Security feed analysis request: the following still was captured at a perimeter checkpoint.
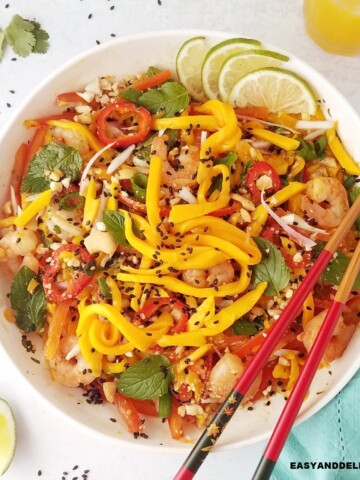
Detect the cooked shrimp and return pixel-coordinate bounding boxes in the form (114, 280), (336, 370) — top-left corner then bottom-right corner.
(182, 261), (235, 288)
(50, 127), (90, 157)
(151, 135), (199, 189)
(48, 335), (96, 387)
(301, 176), (349, 229)
(298, 309), (357, 363)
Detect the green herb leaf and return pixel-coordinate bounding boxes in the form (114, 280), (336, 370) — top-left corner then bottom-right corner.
(103, 210), (142, 248)
(348, 187), (360, 231)
(314, 134), (328, 159)
(30, 21), (49, 54)
(120, 87), (142, 104)
(134, 129), (179, 161)
(147, 66), (161, 77)
(296, 140), (316, 162)
(231, 316), (264, 336)
(21, 143), (82, 193)
(138, 82), (189, 117)
(209, 152), (238, 194)
(0, 31), (5, 61)
(5, 15), (36, 57)
(116, 355), (173, 400)
(313, 242), (360, 288)
(131, 172), (148, 203)
(59, 191), (85, 211)
(343, 176), (357, 190)
(9, 266), (46, 333)
(252, 237), (290, 295)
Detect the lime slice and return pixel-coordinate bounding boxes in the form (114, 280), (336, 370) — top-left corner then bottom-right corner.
(201, 38), (262, 99)
(176, 36), (208, 102)
(228, 67), (318, 114)
(0, 399), (16, 476)
(218, 49), (289, 102)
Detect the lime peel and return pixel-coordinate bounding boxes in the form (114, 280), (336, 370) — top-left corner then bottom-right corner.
(176, 36), (208, 102)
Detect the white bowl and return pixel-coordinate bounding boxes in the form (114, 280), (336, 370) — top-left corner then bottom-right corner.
(0, 30), (359, 453)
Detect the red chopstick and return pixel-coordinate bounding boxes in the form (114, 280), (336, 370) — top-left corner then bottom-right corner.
(173, 194), (360, 480)
(252, 237), (360, 480)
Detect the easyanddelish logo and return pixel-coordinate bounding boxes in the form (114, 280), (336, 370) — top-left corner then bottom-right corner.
(290, 462), (360, 470)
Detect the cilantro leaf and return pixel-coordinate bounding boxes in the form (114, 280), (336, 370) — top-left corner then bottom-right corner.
(21, 143), (82, 193)
(9, 266), (46, 333)
(31, 21), (49, 54)
(5, 14), (36, 57)
(138, 82), (189, 117)
(103, 210), (142, 248)
(0, 31), (5, 61)
(252, 237), (290, 295)
(313, 242), (360, 288)
(116, 355), (173, 400)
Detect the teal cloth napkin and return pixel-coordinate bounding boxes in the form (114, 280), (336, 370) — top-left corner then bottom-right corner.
(272, 369), (360, 480)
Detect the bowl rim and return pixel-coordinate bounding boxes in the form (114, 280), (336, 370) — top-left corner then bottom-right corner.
(1, 28), (360, 453)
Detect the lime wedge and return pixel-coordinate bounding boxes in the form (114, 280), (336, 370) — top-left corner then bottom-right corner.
(176, 36), (208, 102)
(201, 38), (262, 99)
(0, 399), (16, 476)
(228, 67), (318, 114)
(218, 49), (289, 102)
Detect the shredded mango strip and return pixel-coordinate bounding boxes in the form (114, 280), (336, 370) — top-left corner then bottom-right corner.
(47, 119), (114, 160)
(250, 128), (300, 151)
(118, 261), (252, 298)
(158, 331), (207, 347)
(187, 297), (215, 331)
(152, 115), (220, 132)
(249, 182), (307, 236)
(106, 181), (118, 211)
(78, 329), (103, 377)
(103, 358), (129, 374)
(327, 126), (360, 175)
(176, 345), (213, 373)
(172, 216), (261, 265)
(105, 277), (122, 310)
(0, 189), (52, 228)
(146, 154), (163, 244)
(82, 177), (100, 231)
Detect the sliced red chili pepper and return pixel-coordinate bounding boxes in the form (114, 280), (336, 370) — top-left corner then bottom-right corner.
(97, 101), (151, 148)
(43, 244), (95, 302)
(133, 297), (189, 333)
(209, 204), (239, 217)
(246, 161), (281, 204)
(117, 192), (170, 217)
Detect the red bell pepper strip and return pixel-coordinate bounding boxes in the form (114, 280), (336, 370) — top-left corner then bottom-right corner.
(280, 248), (312, 270)
(43, 244), (95, 302)
(133, 297), (189, 333)
(56, 91), (100, 110)
(234, 106), (269, 119)
(9, 143), (28, 206)
(133, 69), (172, 91)
(209, 204), (239, 217)
(113, 393), (144, 434)
(131, 399), (158, 417)
(26, 126), (48, 166)
(168, 396), (184, 440)
(97, 101), (151, 148)
(117, 193), (170, 218)
(246, 161), (281, 203)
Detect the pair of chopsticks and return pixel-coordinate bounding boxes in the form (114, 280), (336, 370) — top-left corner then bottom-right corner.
(174, 194), (360, 480)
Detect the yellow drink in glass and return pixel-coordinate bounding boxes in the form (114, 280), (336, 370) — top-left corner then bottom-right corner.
(303, 0), (360, 55)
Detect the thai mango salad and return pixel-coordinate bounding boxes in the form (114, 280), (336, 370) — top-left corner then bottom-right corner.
(1, 39), (360, 440)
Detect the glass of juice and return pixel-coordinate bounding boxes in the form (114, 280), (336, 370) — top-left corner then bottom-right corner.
(303, 0), (360, 55)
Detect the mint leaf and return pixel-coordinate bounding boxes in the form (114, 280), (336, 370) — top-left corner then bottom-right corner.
(5, 14), (36, 57)
(252, 237), (290, 295)
(0, 31), (5, 61)
(147, 66), (161, 77)
(116, 355), (173, 400)
(313, 242), (360, 288)
(31, 21), (49, 54)
(21, 143), (82, 193)
(139, 82), (189, 117)
(103, 210), (142, 248)
(231, 316), (264, 336)
(120, 87), (142, 104)
(9, 266), (46, 333)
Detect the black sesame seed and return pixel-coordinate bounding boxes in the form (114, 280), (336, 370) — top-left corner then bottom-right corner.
(88, 13), (92, 19)
(96, 40), (100, 45)
(38, 471), (42, 477)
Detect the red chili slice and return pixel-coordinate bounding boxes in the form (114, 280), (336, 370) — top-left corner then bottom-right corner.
(43, 244), (95, 302)
(134, 297), (189, 333)
(97, 101), (151, 148)
(246, 161), (281, 203)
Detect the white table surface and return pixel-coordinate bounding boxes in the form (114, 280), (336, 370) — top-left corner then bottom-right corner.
(0, 1), (359, 479)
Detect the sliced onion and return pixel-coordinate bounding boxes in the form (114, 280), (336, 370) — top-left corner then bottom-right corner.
(200, 131), (208, 146)
(281, 213), (327, 234)
(178, 187), (197, 204)
(107, 144), (135, 174)
(304, 129), (326, 141)
(10, 186), (18, 216)
(247, 139), (272, 149)
(66, 342), (81, 361)
(260, 193), (316, 250)
(295, 120), (335, 130)
(79, 142), (116, 194)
